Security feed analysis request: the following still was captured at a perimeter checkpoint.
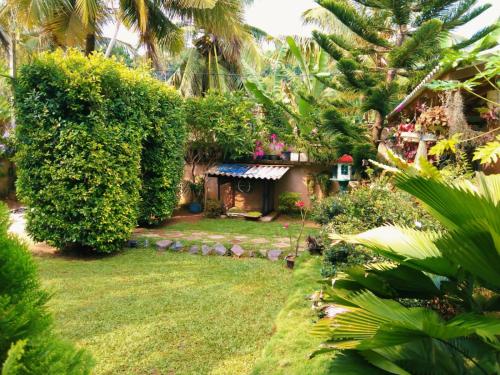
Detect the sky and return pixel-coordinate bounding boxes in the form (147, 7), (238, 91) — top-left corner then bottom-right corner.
(105, 0), (500, 47)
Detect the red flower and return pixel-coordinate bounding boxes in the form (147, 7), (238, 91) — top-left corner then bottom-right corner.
(283, 223), (289, 229)
(295, 201), (305, 208)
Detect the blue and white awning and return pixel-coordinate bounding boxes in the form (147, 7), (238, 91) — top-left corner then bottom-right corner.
(207, 164), (290, 180)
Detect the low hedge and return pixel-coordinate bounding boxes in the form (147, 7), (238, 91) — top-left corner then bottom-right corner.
(15, 50), (186, 252)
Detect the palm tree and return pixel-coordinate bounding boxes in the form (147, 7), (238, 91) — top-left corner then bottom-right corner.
(312, 0), (499, 144)
(4, 0), (252, 68)
(312, 157), (500, 373)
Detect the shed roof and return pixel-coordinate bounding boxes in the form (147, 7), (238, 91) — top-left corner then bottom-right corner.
(206, 164), (291, 180)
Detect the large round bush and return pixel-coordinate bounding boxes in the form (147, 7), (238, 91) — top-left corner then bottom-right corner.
(15, 51), (186, 252)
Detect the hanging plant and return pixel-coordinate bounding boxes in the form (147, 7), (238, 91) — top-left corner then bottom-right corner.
(415, 105), (448, 135)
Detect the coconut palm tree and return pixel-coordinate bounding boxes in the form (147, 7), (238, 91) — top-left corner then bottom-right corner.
(3, 0), (252, 68)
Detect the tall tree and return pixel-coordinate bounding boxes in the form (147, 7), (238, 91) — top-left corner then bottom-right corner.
(312, 0), (499, 144)
(3, 0), (252, 68)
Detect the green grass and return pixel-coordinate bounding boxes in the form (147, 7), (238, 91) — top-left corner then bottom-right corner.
(252, 255), (334, 375)
(36, 249), (292, 375)
(165, 217), (319, 238)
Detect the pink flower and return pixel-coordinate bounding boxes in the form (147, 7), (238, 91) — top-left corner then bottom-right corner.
(270, 133), (277, 140)
(295, 201), (305, 208)
(283, 223), (289, 229)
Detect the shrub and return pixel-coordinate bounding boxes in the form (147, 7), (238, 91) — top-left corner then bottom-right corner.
(312, 171), (500, 374)
(138, 84), (186, 225)
(15, 50), (185, 251)
(313, 179), (440, 277)
(185, 91), (259, 163)
(0, 202), (93, 373)
(278, 192), (302, 215)
(204, 199), (223, 218)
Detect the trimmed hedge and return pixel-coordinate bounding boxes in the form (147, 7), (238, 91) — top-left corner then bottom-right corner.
(139, 88), (186, 225)
(15, 51), (185, 252)
(0, 202), (93, 373)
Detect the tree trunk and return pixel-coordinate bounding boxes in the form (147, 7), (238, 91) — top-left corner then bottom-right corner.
(105, 21), (121, 58)
(8, 27), (16, 128)
(372, 111), (383, 145)
(85, 33), (96, 56)
(371, 25), (407, 145)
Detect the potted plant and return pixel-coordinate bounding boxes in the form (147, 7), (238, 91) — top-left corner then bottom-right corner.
(265, 134), (284, 160)
(187, 177), (204, 213)
(281, 146), (292, 161)
(283, 200), (308, 269)
(253, 140), (265, 160)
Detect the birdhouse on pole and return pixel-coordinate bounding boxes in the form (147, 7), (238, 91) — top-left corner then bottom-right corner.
(331, 154), (353, 192)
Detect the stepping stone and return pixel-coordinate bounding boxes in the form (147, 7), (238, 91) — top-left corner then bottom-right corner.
(156, 240), (173, 251)
(267, 250), (282, 261)
(166, 232), (184, 238)
(234, 235), (248, 240)
(189, 245), (199, 255)
(185, 235), (201, 241)
(208, 235), (226, 240)
(170, 241), (184, 252)
(214, 244), (227, 256)
(251, 238), (269, 244)
(273, 242), (290, 249)
(231, 245), (245, 257)
(201, 245), (213, 256)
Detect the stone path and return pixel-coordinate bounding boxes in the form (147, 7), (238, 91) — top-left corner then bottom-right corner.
(133, 228), (305, 254)
(8, 209), (306, 256)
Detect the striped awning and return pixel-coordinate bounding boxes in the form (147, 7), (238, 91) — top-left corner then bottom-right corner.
(206, 164), (290, 180)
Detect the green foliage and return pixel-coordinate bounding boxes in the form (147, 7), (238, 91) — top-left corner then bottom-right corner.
(204, 199), (223, 218)
(473, 135), (500, 165)
(316, 0), (389, 47)
(313, 0), (497, 145)
(186, 91), (258, 162)
(278, 192), (302, 215)
(312, 179), (440, 277)
(139, 85), (186, 226)
(389, 19), (443, 69)
(0, 202), (93, 374)
(429, 133), (463, 157)
(15, 50), (185, 252)
(312, 170), (500, 374)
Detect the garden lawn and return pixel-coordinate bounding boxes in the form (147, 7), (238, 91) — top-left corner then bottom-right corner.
(252, 255), (334, 375)
(36, 249), (292, 375)
(164, 217), (319, 238)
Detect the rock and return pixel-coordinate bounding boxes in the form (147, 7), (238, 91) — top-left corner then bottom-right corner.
(231, 245), (244, 257)
(156, 240), (173, 251)
(170, 241), (184, 252)
(214, 243), (227, 256)
(201, 245), (213, 256)
(267, 250), (282, 261)
(189, 245), (199, 255)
